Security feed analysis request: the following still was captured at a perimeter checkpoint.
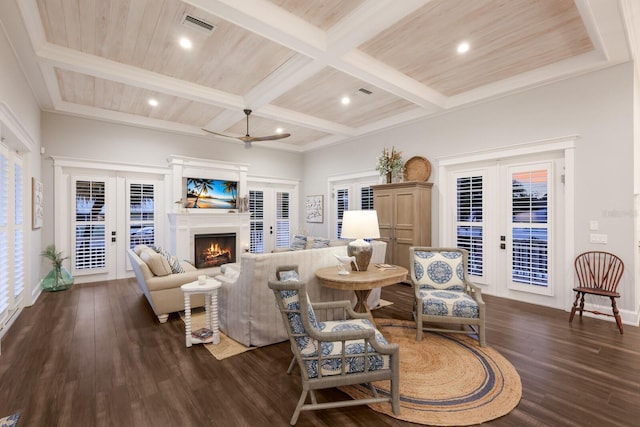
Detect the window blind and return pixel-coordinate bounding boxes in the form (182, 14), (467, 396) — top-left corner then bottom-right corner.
(0, 152), (8, 319)
(335, 188), (349, 239)
(456, 175), (484, 276)
(129, 183), (155, 248)
(249, 190), (264, 253)
(275, 191), (290, 249)
(74, 180), (106, 270)
(13, 161), (23, 297)
(511, 169), (548, 287)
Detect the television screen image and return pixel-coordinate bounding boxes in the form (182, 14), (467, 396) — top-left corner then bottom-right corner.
(185, 178), (237, 209)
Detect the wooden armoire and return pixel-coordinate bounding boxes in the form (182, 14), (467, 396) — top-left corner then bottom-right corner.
(371, 181), (432, 271)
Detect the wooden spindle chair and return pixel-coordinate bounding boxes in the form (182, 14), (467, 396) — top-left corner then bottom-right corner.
(569, 251), (624, 334)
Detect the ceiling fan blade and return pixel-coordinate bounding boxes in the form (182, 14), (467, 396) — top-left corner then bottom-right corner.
(240, 133), (291, 142)
(203, 108), (292, 146)
(201, 128), (241, 140)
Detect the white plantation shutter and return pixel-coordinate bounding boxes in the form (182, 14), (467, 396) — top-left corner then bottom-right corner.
(74, 179), (107, 271)
(128, 182), (155, 248)
(456, 175), (484, 277)
(275, 191), (290, 249)
(249, 190), (265, 253)
(510, 166), (549, 287)
(0, 147), (25, 327)
(335, 187), (349, 239)
(360, 186), (374, 210)
(0, 151), (8, 320)
(13, 160), (24, 297)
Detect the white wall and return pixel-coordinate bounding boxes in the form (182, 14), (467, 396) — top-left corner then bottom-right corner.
(303, 62), (636, 314)
(40, 112), (304, 253)
(0, 13), (43, 308)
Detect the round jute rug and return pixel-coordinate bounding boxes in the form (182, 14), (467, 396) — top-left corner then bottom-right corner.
(341, 320), (522, 426)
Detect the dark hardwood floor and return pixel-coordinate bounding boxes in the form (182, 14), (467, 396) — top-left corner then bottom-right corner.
(0, 278), (638, 427)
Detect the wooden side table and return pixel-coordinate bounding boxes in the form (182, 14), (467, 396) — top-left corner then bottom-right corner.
(181, 278), (222, 347)
(315, 265), (408, 315)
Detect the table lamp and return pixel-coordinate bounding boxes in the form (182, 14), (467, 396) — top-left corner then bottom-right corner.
(340, 210), (381, 271)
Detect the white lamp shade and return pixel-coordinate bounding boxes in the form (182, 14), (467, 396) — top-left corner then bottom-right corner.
(340, 210), (381, 239)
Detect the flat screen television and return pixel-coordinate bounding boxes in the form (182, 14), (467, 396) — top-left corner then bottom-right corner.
(184, 178), (237, 209)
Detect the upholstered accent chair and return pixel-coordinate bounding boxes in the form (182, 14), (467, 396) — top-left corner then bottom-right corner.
(268, 267), (400, 425)
(410, 247), (486, 347)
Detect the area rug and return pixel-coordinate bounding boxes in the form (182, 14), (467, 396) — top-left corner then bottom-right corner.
(0, 413), (20, 427)
(179, 310), (254, 360)
(341, 320), (521, 426)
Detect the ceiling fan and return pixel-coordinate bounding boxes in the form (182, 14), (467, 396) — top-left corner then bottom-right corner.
(202, 109), (291, 148)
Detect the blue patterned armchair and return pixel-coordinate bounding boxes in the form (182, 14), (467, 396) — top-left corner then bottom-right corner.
(410, 247), (486, 347)
(268, 267), (400, 425)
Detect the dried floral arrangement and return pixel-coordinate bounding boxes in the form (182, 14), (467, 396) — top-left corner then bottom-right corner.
(375, 147), (404, 177)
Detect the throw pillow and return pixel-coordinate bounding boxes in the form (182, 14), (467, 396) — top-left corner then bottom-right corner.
(290, 235), (307, 251)
(169, 256), (185, 274)
(152, 245), (184, 274)
(311, 237), (330, 248)
(132, 244), (149, 256)
(140, 249), (172, 276)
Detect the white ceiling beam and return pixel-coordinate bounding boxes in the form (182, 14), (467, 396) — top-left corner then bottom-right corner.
(36, 44), (244, 110)
(183, 0), (326, 56)
(258, 105), (356, 136)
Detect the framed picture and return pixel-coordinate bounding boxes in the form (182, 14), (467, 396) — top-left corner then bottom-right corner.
(32, 177), (43, 229)
(305, 195), (323, 223)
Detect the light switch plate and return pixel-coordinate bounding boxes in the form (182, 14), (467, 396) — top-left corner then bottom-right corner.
(590, 233), (607, 244)
(589, 220), (599, 231)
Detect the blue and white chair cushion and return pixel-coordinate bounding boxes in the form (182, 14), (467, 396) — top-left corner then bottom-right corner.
(413, 250), (465, 291)
(418, 289), (479, 318)
(279, 289), (389, 378)
(304, 319), (390, 378)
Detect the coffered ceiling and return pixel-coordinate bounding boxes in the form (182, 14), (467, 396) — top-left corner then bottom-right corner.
(3, 0), (634, 151)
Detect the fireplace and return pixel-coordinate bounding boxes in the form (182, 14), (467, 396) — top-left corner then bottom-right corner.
(194, 232), (236, 268)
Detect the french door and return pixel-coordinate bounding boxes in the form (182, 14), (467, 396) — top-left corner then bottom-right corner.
(445, 150), (568, 308)
(249, 182), (297, 253)
(70, 175), (164, 281)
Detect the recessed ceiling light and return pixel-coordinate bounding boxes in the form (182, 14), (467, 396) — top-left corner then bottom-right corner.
(179, 37), (192, 49)
(148, 99), (159, 107)
(341, 96), (351, 105)
(457, 41), (470, 54)
(275, 127), (284, 134)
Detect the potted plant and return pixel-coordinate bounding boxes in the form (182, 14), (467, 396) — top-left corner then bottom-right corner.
(376, 147), (404, 183)
(40, 245), (74, 291)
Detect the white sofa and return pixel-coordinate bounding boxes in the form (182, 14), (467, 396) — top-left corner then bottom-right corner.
(127, 246), (220, 323)
(217, 240), (387, 347)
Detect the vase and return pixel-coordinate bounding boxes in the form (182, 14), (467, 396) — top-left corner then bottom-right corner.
(41, 266), (74, 292)
(386, 172), (392, 183)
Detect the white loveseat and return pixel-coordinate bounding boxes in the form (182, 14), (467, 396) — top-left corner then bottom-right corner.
(217, 240), (387, 347)
(127, 245), (220, 323)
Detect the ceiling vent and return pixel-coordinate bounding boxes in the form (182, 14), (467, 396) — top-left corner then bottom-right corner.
(358, 88), (373, 95)
(182, 14), (215, 34)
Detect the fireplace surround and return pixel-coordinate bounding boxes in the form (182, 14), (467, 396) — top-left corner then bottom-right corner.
(167, 211), (250, 268)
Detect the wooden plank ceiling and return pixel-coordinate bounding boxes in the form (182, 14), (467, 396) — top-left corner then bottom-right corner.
(22, 0), (620, 150)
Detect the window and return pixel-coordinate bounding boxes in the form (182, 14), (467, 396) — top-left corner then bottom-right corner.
(456, 175), (484, 276)
(0, 145), (24, 329)
(129, 182), (155, 248)
(275, 191), (290, 249)
(331, 177), (377, 240)
(74, 179), (106, 271)
(511, 167), (549, 287)
(249, 190), (264, 253)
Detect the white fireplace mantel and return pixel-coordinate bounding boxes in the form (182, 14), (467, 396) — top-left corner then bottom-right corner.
(167, 211), (251, 265)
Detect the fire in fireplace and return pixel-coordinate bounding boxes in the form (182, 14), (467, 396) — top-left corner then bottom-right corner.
(194, 232), (236, 268)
